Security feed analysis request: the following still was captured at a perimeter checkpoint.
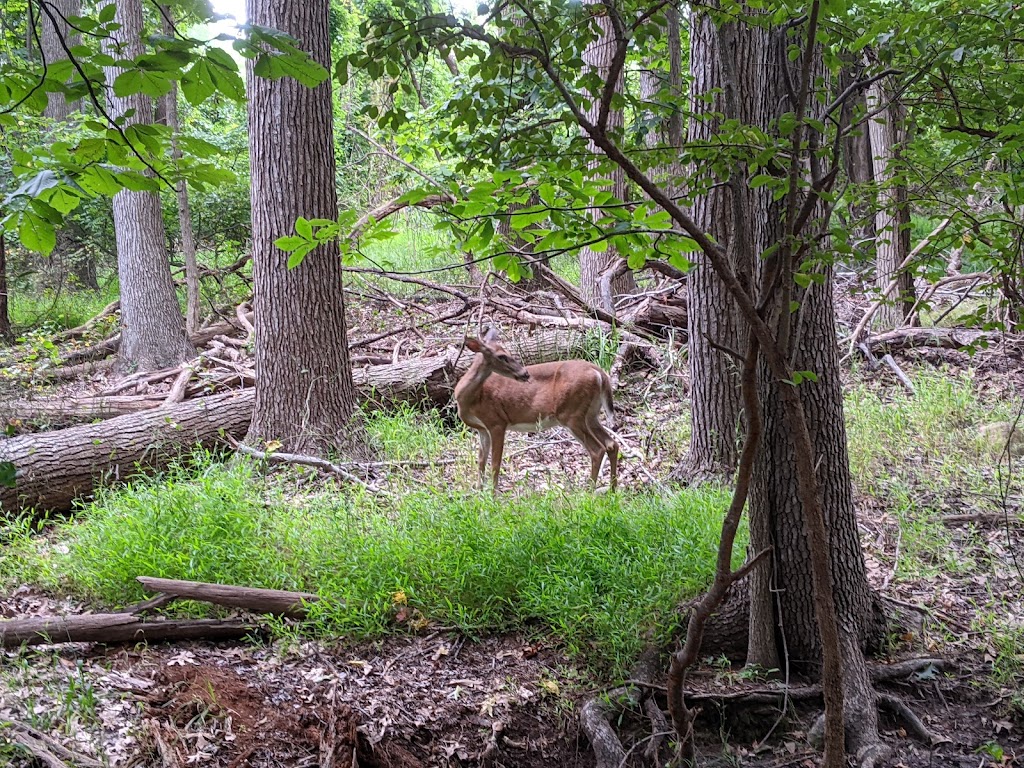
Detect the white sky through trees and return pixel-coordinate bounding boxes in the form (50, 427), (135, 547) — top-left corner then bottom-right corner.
(207, 0), (482, 27)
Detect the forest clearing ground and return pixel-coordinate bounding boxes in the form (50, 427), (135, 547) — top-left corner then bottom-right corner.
(1, 292), (1023, 767)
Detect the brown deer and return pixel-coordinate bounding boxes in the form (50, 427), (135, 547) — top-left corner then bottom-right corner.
(454, 328), (618, 491)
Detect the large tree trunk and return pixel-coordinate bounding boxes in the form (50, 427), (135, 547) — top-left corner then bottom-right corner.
(105, 0), (195, 371)
(746, 44), (886, 758)
(578, 0), (635, 313)
(40, 0), (82, 121)
(160, 7), (201, 335)
(245, 0), (361, 456)
(866, 77), (915, 329)
(671, 10), (747, 484)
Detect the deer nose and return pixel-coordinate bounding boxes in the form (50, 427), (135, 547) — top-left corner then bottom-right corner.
(519, 372), (531, 382)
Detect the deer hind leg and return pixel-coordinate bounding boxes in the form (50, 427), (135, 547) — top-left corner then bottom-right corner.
(489, 427), (507, 492)
(568, 425), (608, 489)
(584, 419), (619, 491)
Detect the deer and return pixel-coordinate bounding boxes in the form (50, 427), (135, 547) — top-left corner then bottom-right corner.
(454, 328), (618, 491)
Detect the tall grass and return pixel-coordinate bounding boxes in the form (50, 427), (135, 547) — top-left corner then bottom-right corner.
(19, 456), (736, 675)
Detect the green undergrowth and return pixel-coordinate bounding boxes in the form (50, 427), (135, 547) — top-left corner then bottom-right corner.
(7, 283), (119, 335)
(845, 368), (1024, 578)
(7, 456), (737, 675)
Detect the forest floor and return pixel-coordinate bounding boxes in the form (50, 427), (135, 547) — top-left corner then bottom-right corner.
(1, 283), (1023, 767)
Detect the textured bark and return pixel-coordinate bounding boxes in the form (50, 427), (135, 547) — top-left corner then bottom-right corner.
(578, 1), (635, 311)
(0, 233), (12, 343)
(105, 0), (195, 371)
(160, 7), (201, 335)
(0, 391), (252, 516)
(866, 79), (915, 329)
(40, 0), (82, 120)
(245, 0), (361, 456)
(747, 51), (885, 759)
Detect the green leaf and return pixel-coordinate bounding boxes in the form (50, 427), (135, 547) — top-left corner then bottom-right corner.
(287, 243), (314, 268)
(18, 211), (57, 255)
(98, 3), (117, 23)
(295, 217), (313, 239)
(0, 461), (16, 488)
(275, 235), (306, 251)
(181, 60), (217, 105)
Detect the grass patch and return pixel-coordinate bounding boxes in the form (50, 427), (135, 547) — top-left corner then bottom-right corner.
(20, 457), (737, 675)
(845, 368), (1023, 577)
(8, 283), (119, 334)
(364, 403), (456, 462)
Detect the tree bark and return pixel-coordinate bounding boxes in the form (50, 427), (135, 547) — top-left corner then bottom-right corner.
(866, 77), (915, 329)
(160, 7), (202, 335)
(135, 577), (318, 618)
(578, 0), (635, 312)
(40, 0), (82, 121)
(105, 0), (195, 371)
(671, 9), (749, 485)
(245, 0), (361, 456)
(0, 232), (12, 343)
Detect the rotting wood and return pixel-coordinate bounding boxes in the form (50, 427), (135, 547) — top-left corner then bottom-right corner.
(136, 576), (318, 618)
(0, 613), (252, 648)
(861, 327), (1008, 352)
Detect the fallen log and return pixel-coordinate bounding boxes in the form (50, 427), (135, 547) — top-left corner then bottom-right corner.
(861, 327), (1009, 352)
(0, 390), (253, 516)
(0, 613), (252, 648)
(135, 577), (318, 619)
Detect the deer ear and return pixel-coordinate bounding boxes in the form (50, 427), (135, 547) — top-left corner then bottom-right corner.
(466, 338), (483, 352)
(483, 326), (500, 342)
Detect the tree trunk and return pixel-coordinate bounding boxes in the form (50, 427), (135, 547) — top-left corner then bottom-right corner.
(0, 232), (12, 344)
(245, 0), (361, 456)
(578, 1), (635, 313)
(40, 0), (82, 121)
(105, 0), (195, 371)
(160, 7), (201, 335)
(674, 11), (742, 483)
(866, 77), (915, 329)
(0, 614), (251, 649)
(747, 45), (886, 759)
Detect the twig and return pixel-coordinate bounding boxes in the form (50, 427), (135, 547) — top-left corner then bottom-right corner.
(232, 441), (390, 496)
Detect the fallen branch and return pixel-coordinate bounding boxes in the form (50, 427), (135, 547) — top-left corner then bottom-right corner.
(860, 327), (1006, 353)
(0, 613), (252, 649)
(135, 576), (319, 619)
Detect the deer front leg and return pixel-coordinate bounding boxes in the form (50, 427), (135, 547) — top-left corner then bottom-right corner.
(476, 429), (491, 490)
(489, 427), (506, 491)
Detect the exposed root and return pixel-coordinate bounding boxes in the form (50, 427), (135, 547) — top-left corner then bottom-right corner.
(877, 693), (949, 746)
(579, 687), (631, 768)
(868, 657), (945, 682)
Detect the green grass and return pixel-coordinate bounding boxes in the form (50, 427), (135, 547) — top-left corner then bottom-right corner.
(7, 282), (120, 334)
(845, 369), (1023, 577)
(8, 456), (737, 675)
(364, 402), (455, 462)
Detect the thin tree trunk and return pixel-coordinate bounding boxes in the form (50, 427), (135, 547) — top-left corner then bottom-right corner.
(866, 77), (915, 329)
(0, 232), (12, 343)
(160, 7), (201, 335)
(245, 0), (362, 456)
(40, 0), (82, 120)
(104, 0), (195, 371)
(578, 0), (635, 313)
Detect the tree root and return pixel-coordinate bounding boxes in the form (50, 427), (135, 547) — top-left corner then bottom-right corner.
(579, 688), (631, 768)
(877, 693), (949, 746)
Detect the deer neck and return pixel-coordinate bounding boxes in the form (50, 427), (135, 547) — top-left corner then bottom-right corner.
(454, 354), (494, 406)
